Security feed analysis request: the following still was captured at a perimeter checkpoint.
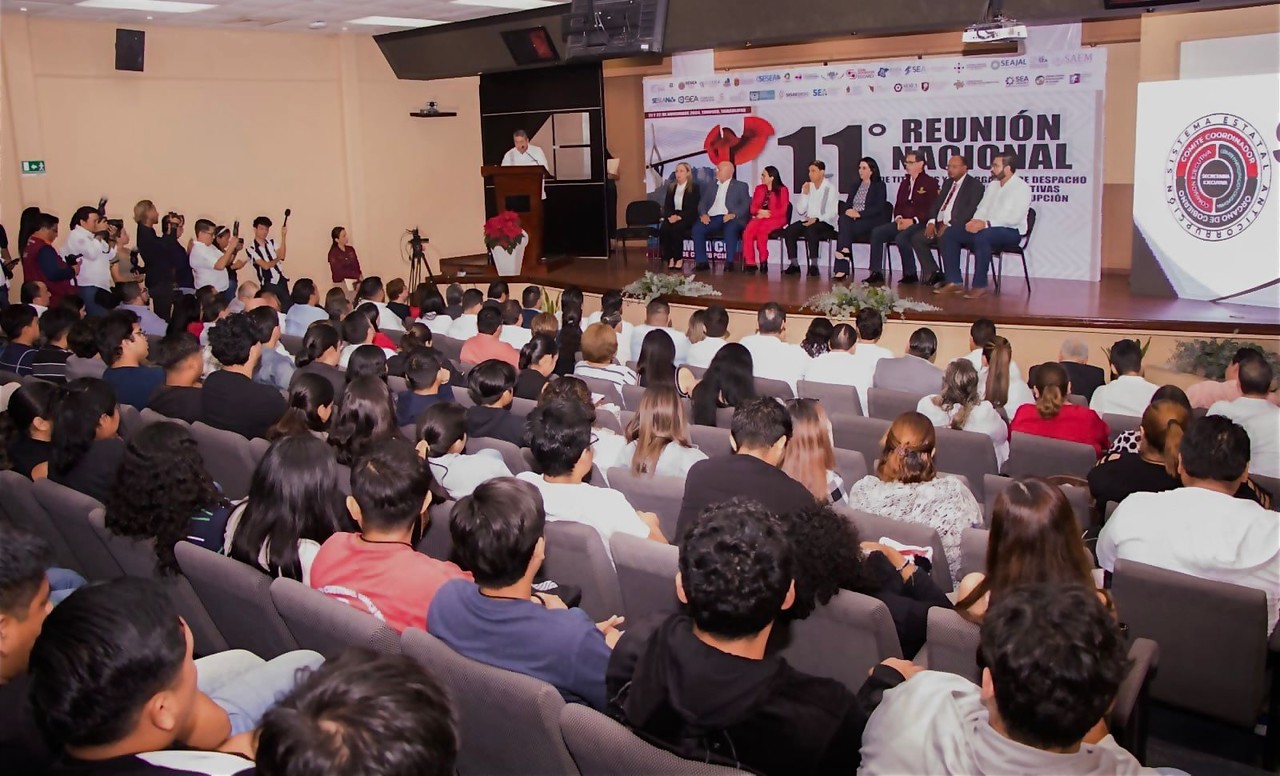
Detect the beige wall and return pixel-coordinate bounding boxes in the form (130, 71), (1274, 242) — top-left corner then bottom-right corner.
(0, 16), (486, 290)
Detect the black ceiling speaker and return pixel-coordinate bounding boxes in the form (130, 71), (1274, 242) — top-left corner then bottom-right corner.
(115, 29), (145, 72)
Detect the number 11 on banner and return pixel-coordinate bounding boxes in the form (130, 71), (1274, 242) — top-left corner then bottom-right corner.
(777, 126), (865, 191)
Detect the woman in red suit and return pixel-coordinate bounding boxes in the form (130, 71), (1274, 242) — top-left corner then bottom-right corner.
(742, 166), (789, 275)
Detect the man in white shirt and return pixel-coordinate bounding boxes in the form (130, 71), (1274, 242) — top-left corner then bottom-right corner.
(690, 161), (751, 273)
(447, 288), (485, 341)
(1098, 415), (1279, 635)
(909, 155), (984, 288)
(20, 281), (50, 318)
(629, 297), (690, 365)
(188, 219), (240, 297)
(782, 160), (840, 277)
(1090, 338), (1158, 418)
(739, 302), (810, 395)
(958, 318), (1022, 385)
(936, 153), (1031, 299)
(809, 309), (892, 409)
(501, 129), (549, 200)
(63, 205), (134, 316)
(247, 215), (289, 310)
(1207, 357), (1280, 478)
(338, 307), (395, 368)
(686, 304), (730, 369)
(801, 321), (858, 388)
(354, 276), (406, 333)
(498, 300), (533, 350)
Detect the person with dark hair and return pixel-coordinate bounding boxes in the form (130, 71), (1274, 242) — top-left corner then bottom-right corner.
(609, 498), (915, 773)
(583, 289), (635, 361)
(267, 371), (335, 441)
(742, 165), (789, 273)
(1208, 355), (1278, 477)
(21, 212), (78, 308)
(189, 218), (242, 298)
(414, 402), (512, 500)
(865, 150), (939, 286)
(636, 328), (697, 396)
(99, 309), (166, 408)
(64, 316), (108, 381)
(486, 280), (509, 305)
(803, 320), (858, 388)
(430, 476), (621, 709)
(0, 381), (58, 478)
(675, 397), (817, 541)
(497, 299), (532, 351)
(515, 333), (558, 400)
(461, 304), (520, 369)
(783, 160), (840, 277)
(0, 521), (59, 771)
(860, 585), (1144, 774)
(1089, 338), (1158, 417)
(201, 313), (288, 439)
(0, 304), (40, 375)
(20, 279), (51, 315)
(937, 153), (1031, 299)
(354, 275), (406, 333)
(1011, 361), (1109, 457)
(833, 156), (891, 281)
(253, 649), (458, 776)
(225, 435), (351, 584)
(1099, 415), (1279, 635)
(465, 359), (526, 446)
(144, 332), (205, 423)
(328, 375), (402, 466)
(447, 288), (485, 340)
(981, 335), (1035, 414)
(116, 281), (167, 336)
(293, 321), (346, 397)
(396, 347), (454, 427)
(628, 297), (688, 365)
(49, 378), (126, 502)
(284, 278), (328, 336)
(800, 317), (834, 358)
(385, 277), (411, 321)
(327, 226), (363, 291)
(1185, 346), (1277, 409)
(105, 422), (231, 572)
(412, 286), (452, 337)
(517, 400), (665, 546)
(740, 302), (810, 393)
(248, 304), (295, 391)
(519, 285), (543, 327)
(686, 303), (729, 368)
(247, 215), (290, 310)
(324, 287), (351, 323)
(166, 293), (201, 339)
(444, 282), (465, 319)
(874, 326), (944, 395)
(690, 342), (756, 427)
(343, 302), (397, 360)
(64, 204), (131, 317)
(310, 439), (470, 633)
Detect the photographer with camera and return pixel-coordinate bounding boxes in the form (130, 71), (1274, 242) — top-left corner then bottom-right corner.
(21, 212), (79, 308)
(133, 200), (179, 319)
(63, 203), (135, 316)
(190, 219), (243, 299)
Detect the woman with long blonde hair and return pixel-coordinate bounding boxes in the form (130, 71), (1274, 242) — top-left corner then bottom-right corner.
(917, 359), (1009, 467)
(619, 386), (706, 478)
(659, 162), (699, 271)
(781, 399), (845, 503)
(981, 335), (1034, 415)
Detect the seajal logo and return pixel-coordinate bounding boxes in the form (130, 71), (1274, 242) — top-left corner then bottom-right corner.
(1165, 113), (1272, 242)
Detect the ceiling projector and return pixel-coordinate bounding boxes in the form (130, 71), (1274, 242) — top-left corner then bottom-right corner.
(962, 21), (1029, 43)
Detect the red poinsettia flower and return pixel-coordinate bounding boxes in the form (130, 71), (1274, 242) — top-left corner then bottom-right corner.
(484, 211), (525, 252)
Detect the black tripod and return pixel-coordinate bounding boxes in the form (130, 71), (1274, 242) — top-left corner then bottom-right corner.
(408, 227), (438, 289)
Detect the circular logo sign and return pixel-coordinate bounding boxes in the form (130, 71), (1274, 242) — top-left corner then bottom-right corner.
(1165, 114), (1271, 242)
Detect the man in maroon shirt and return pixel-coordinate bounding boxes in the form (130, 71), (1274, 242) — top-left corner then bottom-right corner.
(867, 151), (939, 286)
(21, 213), (79, 307)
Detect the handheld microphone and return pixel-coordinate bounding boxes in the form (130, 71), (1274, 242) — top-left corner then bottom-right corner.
(232, 220), (240, 237)
(283, 208), (292, 228)
(97, 197), (108, 216)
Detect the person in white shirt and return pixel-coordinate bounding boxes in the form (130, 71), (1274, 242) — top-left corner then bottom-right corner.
(20, 281), (51, 319)
(63, 205), (135, 316)
(979, 335), (1035, 416)
(501, 129), (549, 199)
(284, 279), (329, 337)
(738, 302), (810, 395)
(247, 215), (289, 307)
(958, 319), (1022, 384)
(338, 308), (394, 368)
(353, 276), (406, 333)
(516, 400), (666, 552)
(498, 300), (533, 350)
(908, 155), (984, 289)
(801, 321), (860, 389)
(616, 386), (708, 479)
(1097, 415), (1279, 635)
(918, 359), (1010, 468)
(1090, 338), (1158, 418)
(447, 289), (485, 342)
(414, 402), (514, 500)
(584, 290), (635, 362)
(1207, 356), (1280, 478)
(782, 160), (840, 277)
(574, 322), (638, 390)
(936, 153), (1031, 299)
(629, 297), (690, 365)
(188, 219), (242, 297)
(685, 304), (730, 369)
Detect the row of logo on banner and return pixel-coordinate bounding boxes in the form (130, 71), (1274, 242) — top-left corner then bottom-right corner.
(648, 74), (1091, 107)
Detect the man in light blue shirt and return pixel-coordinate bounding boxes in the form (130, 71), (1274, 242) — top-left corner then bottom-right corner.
(248, 306), (295, 391)
(116, 282), (167, 337)
(283, 278), (328, 337)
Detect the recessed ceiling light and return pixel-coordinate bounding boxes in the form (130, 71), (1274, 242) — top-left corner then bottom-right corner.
(346, 16), (445, 28)
(451, 0), (562, 9)
(308, 20), (327, 29)
(76, 0), (215, 13)
(20, 6), (29, 10)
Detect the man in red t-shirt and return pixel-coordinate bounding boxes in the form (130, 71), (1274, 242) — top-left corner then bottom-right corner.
(310, 439), (471, 633)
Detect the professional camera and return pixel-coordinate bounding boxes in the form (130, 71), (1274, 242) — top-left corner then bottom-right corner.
(162, 211), (185, 238)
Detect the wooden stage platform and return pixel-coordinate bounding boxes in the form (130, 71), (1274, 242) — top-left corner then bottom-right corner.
(441, 255), (1278, 336)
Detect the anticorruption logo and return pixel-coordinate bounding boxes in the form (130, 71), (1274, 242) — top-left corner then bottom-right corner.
(1165, 113), (1271, 242)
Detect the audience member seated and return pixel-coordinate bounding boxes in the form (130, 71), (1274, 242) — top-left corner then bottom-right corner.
(1208, 355), (1279, 478)
(779, 504), (952, 658)
(293, 321), (346, 397)
(311, 440), (470, 633)
(515, 333), (558, 400)
(145, 332), (205, 424)
(859, 585), (1149, 774)
(252, 648), (458, 776)
(224, 434), (352, 586)
(520, 285), (543, 328)
(324, 287), (352, 323)
(781, 398), (847, 504)
(465, 359), (526, 447)
(599, 309), (633, 367)
(395, 347), (454, 427)
(980, 335), (1034, 416)
(201, 313), (288, 439)
(49, 378), (126, 503)
(609, 498), (916, 773)
(1089, 400), (1191, 515)
(485, 280), (508, 309)
(386, 322), (433, 377)
(385, 277), (412, 322)
(801, 317), (833, 358)
(0, 304), (40, 375)
(338, 306), (395, 369)
(0, 522), (58, 771)
(447, 288), (485, 341)
(690, 342), (757, 427)
(1098, 415), (1279, 635)
(413, 289), (453, 341)
(429, 477), (621, 710)
(283, 279), (328, 337)
(229, 280), (260, 315)
(583, 290), (632, 356)
(31, 307), (78, 383)
(1057, 337), (1105, 401)
(328, 375), (402, 466)
(1, 381), (57, 479)
(845, 412), (983, 584)
(676, 397), (817, 541)
(248, 305), (295, 392)
(918, 359), (1010, 467)
(1186, 346), (1279, 409)
(461, 305), (520, 369)
(343, 346), (388, 387)
(266, 371), (334, 441)
(416, 402), (513, 500)
(444, 283), (465, 320)
(799, 322), (858, 393)
(539, 376), (628, 468)
(629, 297), (690, 365)
(1010, 361), (1109, 457)
(618, 386), (707, 478)
(959, 319), (1022, 384)
(848, 309), (894, 407)
(554, 307), (584, 377)
(20, 280), (51, 317)
(1107, 384), (1187, 456)
(874, 326), (944, 396)
(497, 300), (532, 351)
(955, 478), (1100, 621)
(63, 317), (107, 382)
(636, 329), (697, 396)
(740, 302), (810, 394)
(116, 281), (166, 337)
(685, 303), (730, 369)
(354, 276), (406, 333)
(98, 309), (165, 410)
(574, 322), (638, 388)
(1090, 338), (1158, 417)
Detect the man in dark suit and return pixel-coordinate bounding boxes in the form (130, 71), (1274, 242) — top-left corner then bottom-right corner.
(674, 397), (817, 542)
(1058, 337), (1106, 401)
(690, 160), (751, 273)
(908, 155), (983, 288)
(866, 151), (939, 286)
(873, 327), (945, 396)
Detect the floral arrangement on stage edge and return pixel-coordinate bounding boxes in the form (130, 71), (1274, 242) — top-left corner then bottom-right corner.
(1169, 337), (1280, 380)
(483, 211), (525, 253)
(804, 285), (941, 320)
(622, 272), (723, 303)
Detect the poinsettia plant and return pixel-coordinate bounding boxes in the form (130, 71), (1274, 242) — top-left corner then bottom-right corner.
(483, 211), (526, 253)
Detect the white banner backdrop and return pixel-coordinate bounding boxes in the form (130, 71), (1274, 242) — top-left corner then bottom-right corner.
(1133, 74), (1279, 307)
(643, 49), (1108, 280)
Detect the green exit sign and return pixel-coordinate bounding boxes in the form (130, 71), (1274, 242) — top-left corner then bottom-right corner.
(21, 160), (46, 175)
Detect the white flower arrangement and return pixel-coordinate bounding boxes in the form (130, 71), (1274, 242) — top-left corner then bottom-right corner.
(805, 285), (941, 319)
(621, 272), (724, 303)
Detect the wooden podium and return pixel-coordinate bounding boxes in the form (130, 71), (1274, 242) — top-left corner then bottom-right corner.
(482, 164), (549, 272)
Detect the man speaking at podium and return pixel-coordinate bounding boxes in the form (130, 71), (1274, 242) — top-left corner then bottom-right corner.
(501, 129), (549, 199)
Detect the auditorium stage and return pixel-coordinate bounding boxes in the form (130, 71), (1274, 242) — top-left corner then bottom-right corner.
(441, 255), (1279, 337)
